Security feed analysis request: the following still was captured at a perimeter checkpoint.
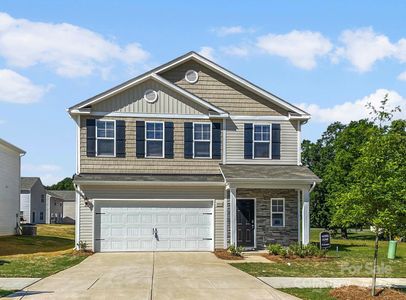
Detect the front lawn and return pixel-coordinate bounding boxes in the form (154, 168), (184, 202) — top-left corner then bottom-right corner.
(232, 228), (406, 278)
(279, 288), (334, 300)
(0, 224), (90, 278)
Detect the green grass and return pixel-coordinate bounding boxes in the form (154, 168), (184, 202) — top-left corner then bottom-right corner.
(232, 228), (406, 278)
(0, 224), (90, 278)
(279, 288), (334, 300)
(0, 290), (16, 297)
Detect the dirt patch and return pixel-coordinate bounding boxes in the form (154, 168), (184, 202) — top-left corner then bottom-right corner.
(330, 286), (406, 300)
(214, 250), (243, 260)
(262, 253), (332, 262)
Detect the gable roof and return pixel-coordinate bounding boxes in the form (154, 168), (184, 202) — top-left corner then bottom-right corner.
(68, 51), (309, 118)
(21, 177), (41, 190)
(46, 190), (75, 201)
(0, 138), (25, 155)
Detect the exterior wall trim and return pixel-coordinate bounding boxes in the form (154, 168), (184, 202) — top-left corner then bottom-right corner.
(78, 181), (225, 186)
(270, 197), (286, 228)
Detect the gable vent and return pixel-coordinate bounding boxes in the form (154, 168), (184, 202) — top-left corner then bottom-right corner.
(185, 70), (199, 84)
(144, 89), (158, 103)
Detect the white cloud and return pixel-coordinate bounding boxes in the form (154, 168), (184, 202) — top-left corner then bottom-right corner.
(0, 69), (48, 103)
(211, 26), (255, 37)
(334, 27), (396, 72)
(256, 30), (332, 70)
(398, 71), (406, 81)
(198, 46), (215, 61)
(297, 89), (406, 124)
(22, 163), (64, 186)
(221, 45), (251, 57)
(0, 12), (150, 77)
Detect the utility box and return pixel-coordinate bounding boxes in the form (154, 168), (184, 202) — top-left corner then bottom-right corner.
(387, 240), (397, 259)
(21, 224), (37, 236)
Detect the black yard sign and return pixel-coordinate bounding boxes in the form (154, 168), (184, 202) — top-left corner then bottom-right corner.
(319, 231), (331, 249)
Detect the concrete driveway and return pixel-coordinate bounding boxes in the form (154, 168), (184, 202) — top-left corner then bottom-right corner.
(6, 252), (298, 300)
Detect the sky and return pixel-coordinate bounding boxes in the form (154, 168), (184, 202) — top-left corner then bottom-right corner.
(0, 1), (405, 185)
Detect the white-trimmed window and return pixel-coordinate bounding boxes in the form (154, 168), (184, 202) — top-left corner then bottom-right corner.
(96, 120), (115, 156)
(145, 121), (164, 158)
(253, 124), (271, 158)
(193, 123), (211, 158)
(271, 198), (285, 227)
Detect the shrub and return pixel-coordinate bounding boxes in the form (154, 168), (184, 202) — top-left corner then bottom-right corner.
(227, 245), (244, 257)
(266, 243), (286, 256)
(77, 240), (87, 252)
(287, 243), (327, 258)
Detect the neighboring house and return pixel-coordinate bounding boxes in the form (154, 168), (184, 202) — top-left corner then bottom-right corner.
(46, 190), (76, 224)
(20, 177), (46, 224)
(45, 191), (64, 224)
(0, 139), (25, 236)
(68, 51), (320, 252)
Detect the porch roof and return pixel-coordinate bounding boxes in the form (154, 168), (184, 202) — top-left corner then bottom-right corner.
(220, 164), (321, 184)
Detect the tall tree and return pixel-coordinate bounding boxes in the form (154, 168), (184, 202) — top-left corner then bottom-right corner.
(47, 177), (74, 190)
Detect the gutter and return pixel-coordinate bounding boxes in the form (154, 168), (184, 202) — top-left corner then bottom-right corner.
(74, 180), (226, 187)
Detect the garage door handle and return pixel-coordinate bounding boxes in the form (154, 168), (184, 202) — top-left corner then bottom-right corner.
(202, 238), (212, 240)
(95, 239), (104, 241)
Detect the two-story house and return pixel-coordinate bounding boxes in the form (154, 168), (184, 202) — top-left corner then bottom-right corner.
(20, 177), (46, 224)
(68, 52), (320, 252)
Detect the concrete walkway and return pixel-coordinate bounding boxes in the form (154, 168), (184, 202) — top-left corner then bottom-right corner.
(0, 278), (40, 290)
(5, 253), (299, 300)
(259, 277), (406, 289)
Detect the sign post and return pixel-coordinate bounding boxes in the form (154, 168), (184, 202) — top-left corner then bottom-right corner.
(319, 231), (331, 250)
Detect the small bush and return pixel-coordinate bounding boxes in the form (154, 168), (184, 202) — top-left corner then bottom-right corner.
(77, 240), (87, 252)
(287, 243), (327, 258)
(267, 243), (286, 256)
(227, 245), (244, 257)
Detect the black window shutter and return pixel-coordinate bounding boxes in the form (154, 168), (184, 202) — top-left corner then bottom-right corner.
(86, 119), (96, 157)
(165, 122), (174, 159)
(244, 123), (253, 159)
(116, 120), (125, 158)
(136, 121), (145, 158)
(272, 123), (281, 159)
(184, 122), (193, 159)
(212, 122), (222, 159)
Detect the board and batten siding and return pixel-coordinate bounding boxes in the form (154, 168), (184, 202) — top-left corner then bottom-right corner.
(80, 116), (221, 174)
(161, 60), (290, 116)
(226, 119), (299, 164)
(92, 79), (208, 115)
(78, 185), (225, 250)
(0, 145), (21, 235)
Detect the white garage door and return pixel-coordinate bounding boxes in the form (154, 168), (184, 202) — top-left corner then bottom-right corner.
(94, 201), (213, 252)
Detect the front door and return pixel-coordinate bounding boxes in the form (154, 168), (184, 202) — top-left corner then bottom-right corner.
(236, 199), (255, 248)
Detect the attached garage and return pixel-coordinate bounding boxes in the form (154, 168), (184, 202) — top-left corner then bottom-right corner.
(94, 200), (214, 252)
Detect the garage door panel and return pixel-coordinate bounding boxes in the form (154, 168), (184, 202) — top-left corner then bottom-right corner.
(95, 201), (213, 252)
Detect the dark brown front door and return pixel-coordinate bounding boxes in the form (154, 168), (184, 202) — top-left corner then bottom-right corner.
(237, 199), (255, 247)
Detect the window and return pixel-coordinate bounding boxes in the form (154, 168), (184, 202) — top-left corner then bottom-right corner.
(271, 198), (285, 227)
(40, 212), (44, 221)
(41, 194), (45, 203)
(145, 122), (164, 158)
(193, 123), (211, 158)
(254, 124), (270, 158)
(96, 120), (115, 156)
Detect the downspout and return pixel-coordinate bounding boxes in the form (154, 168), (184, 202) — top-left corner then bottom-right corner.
(73, 183), (87, 249)
(309, 181), (316, 193)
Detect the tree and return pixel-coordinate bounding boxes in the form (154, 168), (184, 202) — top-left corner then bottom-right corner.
(302, 122), (346, 228)
(47, 177), (74, 190)
(325, 120), (378, 237)
(331, 98), (405, 296)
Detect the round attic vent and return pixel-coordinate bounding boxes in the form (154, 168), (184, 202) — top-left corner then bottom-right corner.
(185, 70), (199, 84)
(144, 89), (158, 103)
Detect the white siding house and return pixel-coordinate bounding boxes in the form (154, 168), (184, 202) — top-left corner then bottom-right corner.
(0, 139), (25, 236)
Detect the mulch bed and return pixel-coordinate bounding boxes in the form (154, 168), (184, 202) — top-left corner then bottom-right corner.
(214, 249), (244, 260)
(330, 285), (406, 300)
(262, 253), (331, 262)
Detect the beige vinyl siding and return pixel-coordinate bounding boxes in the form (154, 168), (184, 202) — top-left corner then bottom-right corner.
(92, 79), (207, 115)
(226, 119), (298, 164)
(79, 185), (225, 250)
(80, 116), (221, 174)
(161, 60), (290, 116)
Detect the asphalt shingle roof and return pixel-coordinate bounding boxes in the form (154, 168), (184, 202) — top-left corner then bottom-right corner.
(21, 177), (41, 190)
(46, 190), (75, 201)
(73, 173), (224, 183)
